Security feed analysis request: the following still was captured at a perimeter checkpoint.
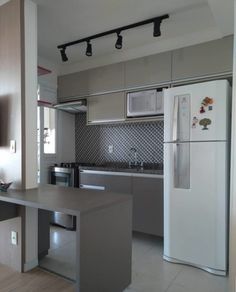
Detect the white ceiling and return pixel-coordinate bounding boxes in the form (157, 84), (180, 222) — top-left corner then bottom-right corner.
(32, 0), (234, 74)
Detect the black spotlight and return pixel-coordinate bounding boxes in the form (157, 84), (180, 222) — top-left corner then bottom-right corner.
(153, 19), (162, 37)
(115, 32), (123, 49)
(86, 41), (92, 56)
(60, 48), (68, 62)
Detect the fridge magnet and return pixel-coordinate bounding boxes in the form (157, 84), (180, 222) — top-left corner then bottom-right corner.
(208, 105), (213, 111)
(200, 106), (205, 114)
(199, 118), (211, 130)
(192, 116), (199, 128)
(201, 97), (214, 107)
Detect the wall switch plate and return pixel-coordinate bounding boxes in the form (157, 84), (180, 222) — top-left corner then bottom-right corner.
(11, 231), (18, 245)
(10, 140), (16, 153)
(108, 145), (113, 154)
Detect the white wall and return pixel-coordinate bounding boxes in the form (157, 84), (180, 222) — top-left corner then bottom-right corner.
(24, 0), (38, 189)
(57, 111), (75, 163)
(229, 2), (236, 291)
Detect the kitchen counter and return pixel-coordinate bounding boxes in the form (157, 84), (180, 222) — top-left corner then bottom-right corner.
(0, 184), (131, 215)
(0, 185), (132, 292)
(79, 165), (163, 177)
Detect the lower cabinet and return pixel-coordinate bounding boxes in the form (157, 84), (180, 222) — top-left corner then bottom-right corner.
(132, 177), (163, 237)
(80, 170), (163, 236)
(80, 171), (132, 194)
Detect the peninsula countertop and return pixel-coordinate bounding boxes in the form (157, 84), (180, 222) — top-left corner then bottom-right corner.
(0, 184), (132, 215)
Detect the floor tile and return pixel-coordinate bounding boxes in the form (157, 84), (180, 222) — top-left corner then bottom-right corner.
(50, 226), (76, 250)
(40, 227), (229, 292)
(168, 265), (229, 292)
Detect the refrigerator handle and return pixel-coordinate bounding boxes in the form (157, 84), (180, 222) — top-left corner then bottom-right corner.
(173, 143), (190, 189)
(173, 96), (179, 142)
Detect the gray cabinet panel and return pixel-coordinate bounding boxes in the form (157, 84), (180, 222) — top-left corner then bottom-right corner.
(132, 177), (163, 236)
(89, 63), (125, 94)
(87, 92), (125, 124)
(80, 171), (164, 237)
(172, 36), (233, 81)
(58, 70), (90, 101)
(38, 209), (50, 260)
(80, 172), (132, 194)
(0, 202), (17, 222)
(125, 52), (172, 88)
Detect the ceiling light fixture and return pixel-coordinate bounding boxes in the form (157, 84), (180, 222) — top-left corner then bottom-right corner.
(60, 48), (68, 62)
(153, 19), (162, 37)
(115, 32), (123, 49)
(58, 14), (169, 62)
(86, 40), (92, 57)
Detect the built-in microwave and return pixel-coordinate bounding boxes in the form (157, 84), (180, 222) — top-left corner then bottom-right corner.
(126, 88), (164, 118)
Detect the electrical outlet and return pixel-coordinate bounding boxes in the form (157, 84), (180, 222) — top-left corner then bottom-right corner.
(11, 231), (18, 246)
(108, 145), (114, 154)
(10, 140), (16, 153)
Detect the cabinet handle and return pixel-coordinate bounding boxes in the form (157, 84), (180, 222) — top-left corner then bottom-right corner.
(80, 184), (105, 191)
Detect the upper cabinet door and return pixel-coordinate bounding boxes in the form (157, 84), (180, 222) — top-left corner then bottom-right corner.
(88, 63), (125, 94)
(172, 36), (233, 81)
(58, 70), (90, 101)
(125, 52), (172, 89)
(87, 92), (125, 124)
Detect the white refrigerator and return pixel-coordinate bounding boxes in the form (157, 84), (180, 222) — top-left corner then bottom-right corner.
(163, 80), (231, 276)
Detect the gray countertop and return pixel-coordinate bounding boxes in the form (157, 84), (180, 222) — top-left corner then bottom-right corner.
(0, 184), (132, 215)
(79, 166), (164, 176)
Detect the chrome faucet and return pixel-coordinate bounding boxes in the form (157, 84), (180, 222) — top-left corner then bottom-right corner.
(129, 148), (143, 168)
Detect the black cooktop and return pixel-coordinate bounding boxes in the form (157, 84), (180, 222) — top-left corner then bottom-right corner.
(57, 162), (96, 168)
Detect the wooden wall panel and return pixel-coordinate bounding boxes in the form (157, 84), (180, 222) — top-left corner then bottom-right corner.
(0, 0), (23, 189)
(0, 216), (22, 272)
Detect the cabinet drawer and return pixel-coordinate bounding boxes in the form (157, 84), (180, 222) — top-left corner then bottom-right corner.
(80, 171), (132, 194)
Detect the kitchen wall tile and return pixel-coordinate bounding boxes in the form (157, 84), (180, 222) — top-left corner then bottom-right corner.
(75, 113), (163, 164)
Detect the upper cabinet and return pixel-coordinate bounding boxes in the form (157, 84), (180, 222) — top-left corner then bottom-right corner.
(124, 52), (172, 89)
(88, 63), (125, 94)
(57, 36), (233, 107)
(172, 36), (233, 81)
(58, 70), (90, 101)
(58, 63), (125, 101)
(87, 92), (125, 124)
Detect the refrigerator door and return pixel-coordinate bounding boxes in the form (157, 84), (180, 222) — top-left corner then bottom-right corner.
(164, 80), (230, 143)
(164, 141), (228, 273)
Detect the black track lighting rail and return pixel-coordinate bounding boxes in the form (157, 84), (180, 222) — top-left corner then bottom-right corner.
(58, 14), (169, 61)
(58, 14), (169, 50)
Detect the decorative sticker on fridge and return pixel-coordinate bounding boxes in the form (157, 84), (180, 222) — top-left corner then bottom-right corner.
(192, 116), (199, 129)
(199, 118), (211, 130)
(200, 97), (214, 114)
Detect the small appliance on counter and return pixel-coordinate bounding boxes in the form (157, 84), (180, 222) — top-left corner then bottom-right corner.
(49, 162), (95, 230)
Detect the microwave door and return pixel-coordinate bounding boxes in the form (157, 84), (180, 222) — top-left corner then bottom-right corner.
(127, 89), (163, 117)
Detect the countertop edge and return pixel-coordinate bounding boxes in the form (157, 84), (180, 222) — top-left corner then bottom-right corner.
(0, 185), (133, 216)
(79, 168), (163, 178)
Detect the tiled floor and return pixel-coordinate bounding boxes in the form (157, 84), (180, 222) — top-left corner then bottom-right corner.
(40, 226), (229, 292)
(39, 226), (76, 280)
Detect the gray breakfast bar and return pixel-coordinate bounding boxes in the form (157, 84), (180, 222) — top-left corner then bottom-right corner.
(0, 184), (132, 292)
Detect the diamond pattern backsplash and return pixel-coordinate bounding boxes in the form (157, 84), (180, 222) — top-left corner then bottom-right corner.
(75, 113), (164, 165)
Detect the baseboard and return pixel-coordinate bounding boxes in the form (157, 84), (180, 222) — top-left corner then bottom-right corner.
(24, 258), (38, 272)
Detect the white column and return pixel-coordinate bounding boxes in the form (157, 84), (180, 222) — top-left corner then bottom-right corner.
(23, 0), (38, 271)
(229, 1), (236, 291)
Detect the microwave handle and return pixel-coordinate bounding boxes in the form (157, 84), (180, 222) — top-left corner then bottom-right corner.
(172, 96), (179, 142)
